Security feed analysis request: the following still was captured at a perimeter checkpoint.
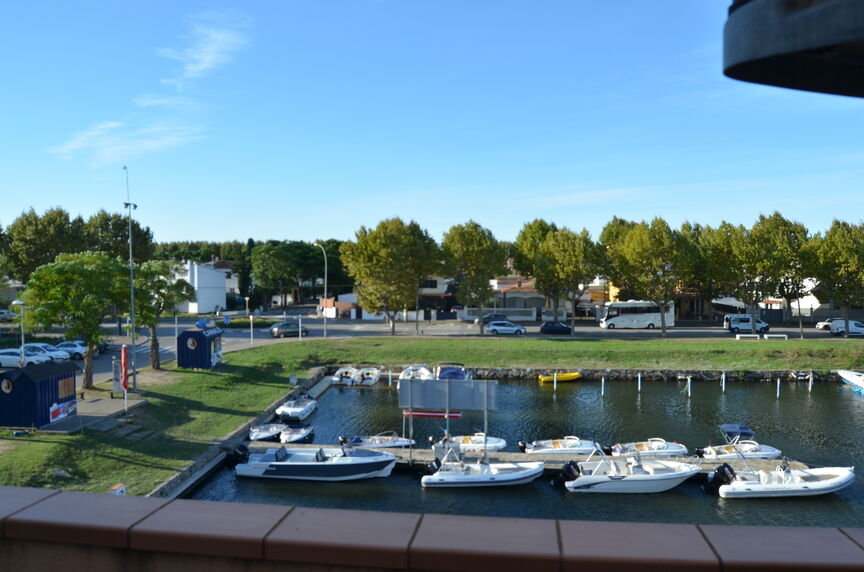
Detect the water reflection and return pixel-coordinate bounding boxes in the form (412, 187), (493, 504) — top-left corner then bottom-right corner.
(188, 379), (864, 526)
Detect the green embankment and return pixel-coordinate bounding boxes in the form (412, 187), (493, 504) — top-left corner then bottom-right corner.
(0, 337), (861, 494)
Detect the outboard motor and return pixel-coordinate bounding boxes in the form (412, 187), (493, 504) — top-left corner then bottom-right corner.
(338, 436), (348, 446)
(601, 445), (614, 456)
(694, 447), (705, 458)
(552, 460), (581, 486)
(227, 444), (249, 465)
(426, 458), (442, 474)
(517, 441), (528, 453)
(703, 463), (736, 494)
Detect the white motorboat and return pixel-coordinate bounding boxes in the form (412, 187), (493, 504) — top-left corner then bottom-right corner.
(279, 423), (314, 443)
(441, 433), (507, 453)
(561, 450), (700, 493)
(342, 431), (414, 448)
(248, 423), (289, 441)
(838, 370), (864, 393)
(234, 446), (396, 481)
(421, 448), (544, 488)
(519, 435), (600, 455)
(706, 462), (856, 498)
(354, 367), (381, 385)
(695, 424), (781, 460)
(332, 367), (359, 385)
(275, 395), (318, 421)
(435, 363), (472, 380)
(608, 437), (688, 458)
(398, 364), (434, 380)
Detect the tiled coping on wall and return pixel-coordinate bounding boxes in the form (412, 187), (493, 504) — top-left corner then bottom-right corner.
(2, 486), (864, 571)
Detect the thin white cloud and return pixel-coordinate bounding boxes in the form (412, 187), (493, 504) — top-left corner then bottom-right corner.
(535, 187), (640, 207)
(133, 94), (193, 108)
(158, 12), (249, 88)
(49, 121), (204, 167)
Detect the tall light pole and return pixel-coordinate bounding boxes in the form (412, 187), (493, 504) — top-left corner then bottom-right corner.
(313, 242), (328, 338)
(123, 166), (138, 392)
(11, 300), (25, 367)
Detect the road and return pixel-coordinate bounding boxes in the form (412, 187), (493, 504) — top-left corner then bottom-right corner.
(1, 315), (848, 389)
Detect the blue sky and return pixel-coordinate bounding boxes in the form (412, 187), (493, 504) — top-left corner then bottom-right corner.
(3, 1), (863, 245)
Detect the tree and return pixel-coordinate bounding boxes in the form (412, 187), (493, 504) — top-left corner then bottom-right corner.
(679, 222), (737, 319)
(728, 218), (782, 333)
(21, 252), (127, 388)
(250, 242), (294, 307)
(134, 260), (196, 370)
(756, 212), (812, 335)
(541, 228), (602, 334)
(442, 221), (507, 335)
(4, 208), (86, 282)
(514, 220), (562, 312)
(341, 218), (439, 335)
(599, 216), (638, 300)
(812, 221), (864, 338)
(620, 218), (690, 335)
(84, 209), (155, 263)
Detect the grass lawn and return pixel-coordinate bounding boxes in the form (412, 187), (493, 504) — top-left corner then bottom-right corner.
(0, 336), (862, 494)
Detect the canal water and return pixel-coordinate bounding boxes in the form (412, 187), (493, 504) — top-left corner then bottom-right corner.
(188, 378), (864, 526)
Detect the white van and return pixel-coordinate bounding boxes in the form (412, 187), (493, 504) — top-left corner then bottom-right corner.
(830, 320), (864, 336)
(725, 314), (769, 333)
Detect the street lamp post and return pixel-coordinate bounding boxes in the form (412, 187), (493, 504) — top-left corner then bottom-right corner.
(313, 242), (328, 338)
(11, 300), (25, 367)
(244, 296), (250, 315)
(123, 166), (138, 392)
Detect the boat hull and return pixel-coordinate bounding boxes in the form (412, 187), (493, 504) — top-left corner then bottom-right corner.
(447, 435), (507, 453)
(421, 462), (545, 488)
(235, 447), (395, 481)
(524, 437), (598, 455)
(718, 467), (856, 498)
(276, 399), (318, 421)
(538, 372), (581, 383)
(565, 470), (697, 493)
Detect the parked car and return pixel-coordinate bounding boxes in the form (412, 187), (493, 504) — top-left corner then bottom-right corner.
(22, 343), (70, 361)
(0, 349), (51, 368)
(726, 315), (769, 333)
(270, 322), (309, 338)
(486, 320), (526, 336)
(0, 309), (15, 322)
(474, 313), (508, 325)
(831, 320), (864, 336)
(73, 339), (110, 354)
(816, 317), (841, 330)
(539, 321), (572, 335)
(54, 341), (88, 360)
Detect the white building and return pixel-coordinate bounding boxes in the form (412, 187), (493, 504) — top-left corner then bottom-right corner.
(175, 261), (228, 314)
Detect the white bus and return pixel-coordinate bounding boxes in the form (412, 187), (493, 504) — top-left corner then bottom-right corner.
(599, 300), (675, 329)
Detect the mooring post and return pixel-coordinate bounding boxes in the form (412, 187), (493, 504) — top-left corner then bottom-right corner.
(637, 372), (642, 393)
(601, 376), (605, 397)
(721, 371), (726, 393)
(776, 377), (781, 399)
(553, 372), (557, 392)
(388, 371), (392, 387)
(687, 376), (692, 398)
(809, 371), (813, 393)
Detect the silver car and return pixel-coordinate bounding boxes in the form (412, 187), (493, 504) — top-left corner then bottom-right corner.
(23, 343), (70, 361)
(0, 349), (51, 368)
(486, 320), (526, 336)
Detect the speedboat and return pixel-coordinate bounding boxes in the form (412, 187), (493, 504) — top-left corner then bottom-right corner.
(519, 436), (600, 455)
(279, 423), (314, 444)
(275, 395), (318, 421)
(435, 363), (472, 380)
(608, 438), (688, 458)
(705, 462), (856, 498)
(538, 372), (582, 383)
(342, 431), (414, 448)
(332, 367), (359, 385)
(421, 448), (544, 488)
(838, 370), (864, 393)
(695, 424), (780, 460)
(398, 364), (434, 380)
(441, 433), (507, 453)
(234, 446), (396, 481)
(354, 367), (381, 385)
(561, 450), (700, 493)
(248, 423), (289, 441)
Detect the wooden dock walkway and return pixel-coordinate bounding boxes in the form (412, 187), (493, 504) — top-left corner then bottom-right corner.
(244, 442), (806, 476)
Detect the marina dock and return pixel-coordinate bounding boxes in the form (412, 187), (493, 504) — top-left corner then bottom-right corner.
(244, 442), (807, 476)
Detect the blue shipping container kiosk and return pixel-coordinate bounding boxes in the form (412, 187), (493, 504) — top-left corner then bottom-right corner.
(0, 362), (80, 428)
(177, 327), (224, 369)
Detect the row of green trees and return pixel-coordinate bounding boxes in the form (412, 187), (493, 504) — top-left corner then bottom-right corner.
(338, 213), (864, 338)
